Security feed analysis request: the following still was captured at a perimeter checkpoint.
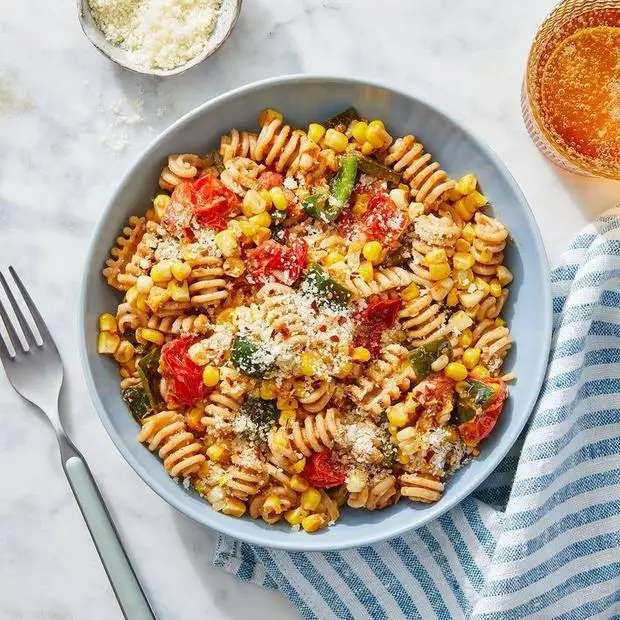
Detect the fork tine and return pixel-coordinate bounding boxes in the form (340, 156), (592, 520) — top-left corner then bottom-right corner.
(0, 271), (39, 349)
(0, 299), (16, 359)
(0, 289), (22, 356)
(8, 267), (56, 348)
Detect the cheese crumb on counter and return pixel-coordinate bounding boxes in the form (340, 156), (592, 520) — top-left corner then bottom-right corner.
(89, 0), (222, 70)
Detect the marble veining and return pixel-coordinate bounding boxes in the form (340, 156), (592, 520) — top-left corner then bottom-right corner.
(1, 0), (619, 618)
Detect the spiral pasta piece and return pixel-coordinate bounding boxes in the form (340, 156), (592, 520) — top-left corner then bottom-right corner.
(249, 485), (298, 524)
(413, 214), (461, 249)
(348, 474), (399, 510)
(138, 411), (206, 478)
(399, 294), (452, 347)
(298, 380), (335, 413)
(400, 473), (444, 503)
(200, 389), (241, 432)
(384, 135), (455, 208)
(220, 129), (258, 162)
(473, 321), (512, 374)
(344, 266), (416, 299)
(225, 451), (269, 500)
(287, 408), (342, 457)
(159, 154), (203, 191)
(471, 213), (508, 276)
(102, 216), (147, 291)
(219, 157), (265, 195)
(188, 256), (229, 308)
(147, 313), (210, 337)
(116, 302), (148, 333)
(256, 283), (308, 347)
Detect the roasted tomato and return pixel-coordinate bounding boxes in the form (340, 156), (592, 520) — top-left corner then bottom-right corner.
(303, 451), (346, 488)
(246, 238), (308, 286)
(192, 175), (239, 230)
(162, 182), (194, 237)
(458, 379), (508, 447)
(353, 298), (402, 356)
(257, 171), (284, 190)
(361, 194), (409, 246)
(412, 373), (456, 422)
(160, 337), (206, 407)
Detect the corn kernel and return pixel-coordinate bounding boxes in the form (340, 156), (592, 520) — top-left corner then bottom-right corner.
(223, 257), (245, 278)
(168, 279), (190, 302)
(366, 120), (390, 148)
(300, 351), (318, 377)
(351, 120), (368, 144)
(260, 380), (277, 401)
(136, 327), (165, 346)
(216, 307), (235, 324)
(352, 346), (371, 362)
(462, 347), (481, 370)
(301, 488), (322, 511)
(290, 457), (306, 474)
(361, 141), (374, 155)
(387, 406), (409, 427)
(388, 423), (398, 435)
(455, 239), (471, 252)
(445, 362), (468, 381)
(335, 361), (353, 378)
(278, 409), (296, 425)
(222, 498), (246, 517)
(207, 443), (228, 463)
(471, 365), (490, 379)
(284, 507), (308, 526)
(447, 187), (463, 202)
(489, 279), (502, 298)
(424, 248), (448, 265)
(134, 276), (153, 296)
(362, 241), (383, 262)
(496, 266), (513, 286)
(430, 277), (454, 302)
(396, 452), (410, 465)
(307, 122), (326, 144)
(324, 128), (348, 153)
(171, 260), (191, 281)
(459, 289), (486, 308)
(135, 294), (149, 313)
(97, 331), (120, 354)
(188, 342), (209, 366)
(454, 268), (474, 290)
(237, 220), (259, 237)
(446, 288), (459, 307)
(465, 190), (488, 210)
(290, 475), (310, 493)
(475, 278), (491, 296)
(250, 212), (272, 228)
(151, 260), (172, 283)
(453, 252), (476, 271)
(455, 198), (475, 221)
(324, 251), (345, 267)
(202, 366), (220, 387)
(153, 194), (171, 220)
(113, 340), (135, 363)
(495, 318), (506, 327)
(346, 469), (368, 493)
(258, 108), (283, 126)
(478, 249), (494, 264)
(402, 282), (420, 301)
(242, 189), (267, 216)
(269, 186), (288, 211)
(449, 310), (474, 332)
(358, 260), (374, 282)
(352, 193), (370, 217)
(263, 495), (283, 515)
(277, 396), (298, 410)
(187, 407), (205, 433)
(214, 230), (239, 257)
(429, 262), (451, 281)
(301, 513), (328, 533)
(98, 313), (117, 333)
(125, 286), (139, 307)
(253, 227), (272, 244)
(461, 224), (475, 243)
(431, 354), (450, 372)
(389, 188), (409, 211)
(258, 189), (273, 208)
(456, 173), (478, 195)
(460, 329), (473, 348)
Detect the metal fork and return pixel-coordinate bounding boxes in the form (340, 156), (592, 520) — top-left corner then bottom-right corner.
(0, 267), (156, 620)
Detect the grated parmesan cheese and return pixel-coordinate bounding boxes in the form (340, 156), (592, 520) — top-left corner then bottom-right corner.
(89, 0), (222, 70)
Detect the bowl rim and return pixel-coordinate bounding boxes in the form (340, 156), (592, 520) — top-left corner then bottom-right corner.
(78, 74), (553, 551)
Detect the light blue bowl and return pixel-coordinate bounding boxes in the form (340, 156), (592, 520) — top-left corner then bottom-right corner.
(79, 75), (552, 552)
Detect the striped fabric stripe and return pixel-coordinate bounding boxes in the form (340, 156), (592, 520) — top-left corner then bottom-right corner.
(214, 210), (620, 619)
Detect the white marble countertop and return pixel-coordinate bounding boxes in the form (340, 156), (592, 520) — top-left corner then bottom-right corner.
(1, 0), (619, 618)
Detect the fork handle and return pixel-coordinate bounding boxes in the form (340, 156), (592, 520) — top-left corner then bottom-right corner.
(60, 441), (156, 620)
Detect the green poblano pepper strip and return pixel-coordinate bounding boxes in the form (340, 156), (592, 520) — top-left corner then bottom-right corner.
(354, 153), (401, 185)
(408, 337), (452, 381)
(237, 397), (279, 441)
(302, 194), (327, 219)
(455, 380), (496, 424)
(302, 264), (353, 309)
(122, 386), (152, 421)
(231, 336), (276, 379)
(137, 350), (162, 409)
(322, 106), (360, 129)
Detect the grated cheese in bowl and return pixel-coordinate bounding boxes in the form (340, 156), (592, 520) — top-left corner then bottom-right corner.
(88, 0), (223, 71)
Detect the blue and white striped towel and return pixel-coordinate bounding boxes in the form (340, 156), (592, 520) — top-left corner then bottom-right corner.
(214, 210), (620, 620)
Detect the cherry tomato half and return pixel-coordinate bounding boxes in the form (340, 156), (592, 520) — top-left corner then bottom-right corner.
(458, 379), (508, 447)
(303, 451), (346, 488)
(161, 337), (206, 407)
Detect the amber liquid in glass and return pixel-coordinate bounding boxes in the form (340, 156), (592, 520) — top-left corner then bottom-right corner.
(540, 25), (620, 175)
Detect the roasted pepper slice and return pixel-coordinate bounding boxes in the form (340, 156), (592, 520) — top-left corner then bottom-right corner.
(354, 153), (401, 185)
(302, 264), (353, 309)
(408, 338), (452, 382)
(322, 106), (360, 129)
(237, 397), (279, 440)
(455, 379), (496, 424)
(137, 350), (162, 409)
(122, 386), (152, 420)
(231, 336), (275, 378)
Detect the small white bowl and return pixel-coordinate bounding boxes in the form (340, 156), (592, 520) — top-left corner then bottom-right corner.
(77, 0), (242, 76)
